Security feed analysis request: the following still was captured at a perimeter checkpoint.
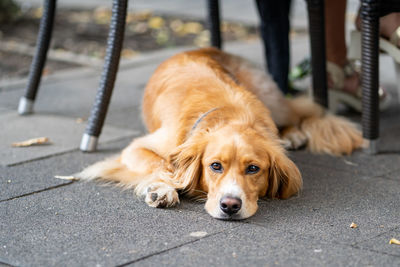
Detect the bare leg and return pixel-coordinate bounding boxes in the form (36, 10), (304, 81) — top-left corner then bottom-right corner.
(380, 13), (400, 47)
(325, 0), (360, 95)
(356, 12), (400, 47)
(325, 0), (347, 67)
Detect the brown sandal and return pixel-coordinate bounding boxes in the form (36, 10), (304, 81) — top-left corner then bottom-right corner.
(327, 61), (391, 112)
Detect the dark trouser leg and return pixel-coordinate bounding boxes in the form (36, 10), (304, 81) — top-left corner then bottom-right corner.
(255, 0), (291, 94)
(306, 0), (328, 107)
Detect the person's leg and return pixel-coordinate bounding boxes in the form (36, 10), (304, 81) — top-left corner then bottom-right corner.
(325, 0), (360, 95)
(255, 0), (291, 94)
(380, 13), (400, 44)
(356, 12), (400, 47)
(325, 0), (347, 67)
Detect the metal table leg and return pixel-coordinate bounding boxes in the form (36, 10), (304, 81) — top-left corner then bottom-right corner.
(360, 0), (380, 154)
(305, 0), (328, 108)
(80, 0), (128, 152)
(207, 0), (222, 49)
(18, 0), (57, 115)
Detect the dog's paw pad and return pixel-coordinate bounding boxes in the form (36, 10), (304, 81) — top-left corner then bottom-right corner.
(145, 183), (179, 208)
(150, 192), (158, 202)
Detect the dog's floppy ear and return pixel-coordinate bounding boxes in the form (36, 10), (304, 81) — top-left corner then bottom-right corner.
(169, 131), (208, 194)
(266, 148), (302, 199)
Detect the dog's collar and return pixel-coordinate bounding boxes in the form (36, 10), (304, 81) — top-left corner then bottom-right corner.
(191, 108), (219, 133)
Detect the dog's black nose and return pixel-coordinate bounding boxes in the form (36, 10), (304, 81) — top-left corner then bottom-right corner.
(220, 196), (242, 215)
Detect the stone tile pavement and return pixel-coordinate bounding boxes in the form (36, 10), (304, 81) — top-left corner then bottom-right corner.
(1, 5), (400, 266)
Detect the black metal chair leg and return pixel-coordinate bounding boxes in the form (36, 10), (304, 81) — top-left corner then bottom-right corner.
(80, 0), (128, 152)
(207, 0), (222, 49)
(360, 0), (380, 154)
(18, 0), (56, 115)
(305, 0), (328, 108)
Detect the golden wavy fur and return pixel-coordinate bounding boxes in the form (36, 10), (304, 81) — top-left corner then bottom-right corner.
(78, 48), (364, 219)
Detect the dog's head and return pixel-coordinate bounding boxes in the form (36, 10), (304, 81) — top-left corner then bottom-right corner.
(170, 124), (302, 220)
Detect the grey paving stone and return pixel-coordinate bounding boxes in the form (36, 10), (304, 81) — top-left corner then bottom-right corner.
(0, 181), (240, 267)
(378, 105), (400, 154)
(0, 138), (133, 201)
(247, 164), (400, 245)
(289, 150), (400, 178)
(0, 67), (98, 93)
(356, 227), (400, 258)
(0, 112), (138, 166)
(382, 169), (400, 182)
(135, 223), (399, 267)
(0, 66), (148, 121)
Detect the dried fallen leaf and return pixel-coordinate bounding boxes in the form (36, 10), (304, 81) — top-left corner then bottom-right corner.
(189, 231), (207, 237)
(343, 159), (358, 166)
(121, 49), (139, 59)
(94, 7), (112, 25)
(12, 137), (50, 147)
(54, 175), (79, 181)
(389, 238), (400, 245)
(33, 7), (43, 18)
(130, 22), (148, 33)
(42, 67), (50, 76)
(155, 29), (170, 45)
(350, 222), (358, 228)
(194, 30), (210, 47)
(148, 16), (165, 29)
(76, 117), (85, 124)
(169, 19), (184, 33)
(182, 22), (203, 34)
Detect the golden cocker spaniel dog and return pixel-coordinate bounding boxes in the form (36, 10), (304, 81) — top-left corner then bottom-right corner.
(78, 48), (364, 220)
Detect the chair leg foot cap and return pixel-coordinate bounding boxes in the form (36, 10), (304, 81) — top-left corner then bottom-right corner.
(80, 133), (98, 152)
(365, 139), (379, 155)
(18, 97), (34, 115)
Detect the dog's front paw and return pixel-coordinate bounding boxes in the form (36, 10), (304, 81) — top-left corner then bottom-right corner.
(145, 183), (179, 208)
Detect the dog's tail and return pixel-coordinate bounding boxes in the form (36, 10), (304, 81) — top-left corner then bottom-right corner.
(76, 156), (140, 186)
(288, 96), (366, 155)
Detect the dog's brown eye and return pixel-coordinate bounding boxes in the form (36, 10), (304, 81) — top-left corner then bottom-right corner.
(246, 165), (260, 174)
(210, 162), (223, 173)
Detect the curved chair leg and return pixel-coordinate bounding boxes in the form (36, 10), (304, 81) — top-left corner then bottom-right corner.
(18, 0), (57, 115)
(207, 0), (222, 49)
(80, 0), (128, 152)
(360, 0), (380, 154)
(305, 0), (328, 108)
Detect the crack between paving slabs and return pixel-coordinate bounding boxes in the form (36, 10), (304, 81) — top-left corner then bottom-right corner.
(349, 225), (400, 245)
(115, 225), (242, 267)
(350, 245), (400, 259)
(245, 218), (400, 257)
(0, 136), (138, 201)
(328, 227), (400, 259)
(0, 68), (98, 93)
(0, 259), (15, 267)
(298, 161), (400, 182)
(0, 181), (75, 203)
